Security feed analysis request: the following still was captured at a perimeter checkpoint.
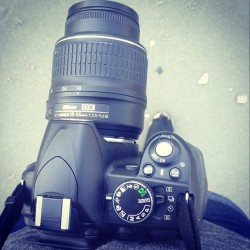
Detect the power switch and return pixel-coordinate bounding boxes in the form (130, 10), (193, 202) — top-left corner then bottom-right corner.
(149, 137), (180, 165)
(155, 141), (173, 157)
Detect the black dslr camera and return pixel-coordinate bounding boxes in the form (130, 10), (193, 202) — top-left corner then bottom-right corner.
(0, 1), (207, 249)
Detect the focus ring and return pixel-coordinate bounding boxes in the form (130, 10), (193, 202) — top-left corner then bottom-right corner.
(52, 41), (147, 86)
(66, 10), (138, 29)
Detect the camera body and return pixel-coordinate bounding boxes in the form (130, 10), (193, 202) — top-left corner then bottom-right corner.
(4, 0), (208, 249)
(21, 119), (207, 249)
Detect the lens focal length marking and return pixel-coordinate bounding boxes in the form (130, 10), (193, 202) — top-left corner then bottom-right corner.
(51, 103), (110, 121)
(50, 85), (84, 94)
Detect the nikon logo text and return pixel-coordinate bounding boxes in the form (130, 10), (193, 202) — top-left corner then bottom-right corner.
(63, 105), (77, 110)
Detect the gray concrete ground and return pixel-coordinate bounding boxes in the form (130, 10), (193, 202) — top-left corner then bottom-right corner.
(0, 0), (249, 218)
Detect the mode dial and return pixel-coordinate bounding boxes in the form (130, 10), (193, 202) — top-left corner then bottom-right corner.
(113, 180), (154, 223)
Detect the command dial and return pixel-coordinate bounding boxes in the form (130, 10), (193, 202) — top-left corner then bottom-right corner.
(113, 180), (154, 223)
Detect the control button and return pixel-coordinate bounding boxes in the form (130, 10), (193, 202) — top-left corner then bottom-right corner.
(143, 164), (154, 176)
(166, 186), (173, 192)
(155, 141), (173, 157)
(167, 196), (175, 202)
(167, 205), (174, 212)
(169, 168), (181, 179)
(164, 215), (171, 221)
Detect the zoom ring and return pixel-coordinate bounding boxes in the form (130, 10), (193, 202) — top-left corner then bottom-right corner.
(52, 41), (147, 86)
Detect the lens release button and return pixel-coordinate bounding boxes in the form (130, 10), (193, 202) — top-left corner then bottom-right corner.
(155, 141), (173, 157)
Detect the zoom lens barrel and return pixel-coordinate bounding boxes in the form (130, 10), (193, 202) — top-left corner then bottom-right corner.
(47, 0), (148, 140)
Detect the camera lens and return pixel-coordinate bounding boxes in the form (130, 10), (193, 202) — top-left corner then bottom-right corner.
(47, 0), (147, 140)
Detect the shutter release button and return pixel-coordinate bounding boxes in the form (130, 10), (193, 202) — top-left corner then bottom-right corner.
(155, 141), (173, 157)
